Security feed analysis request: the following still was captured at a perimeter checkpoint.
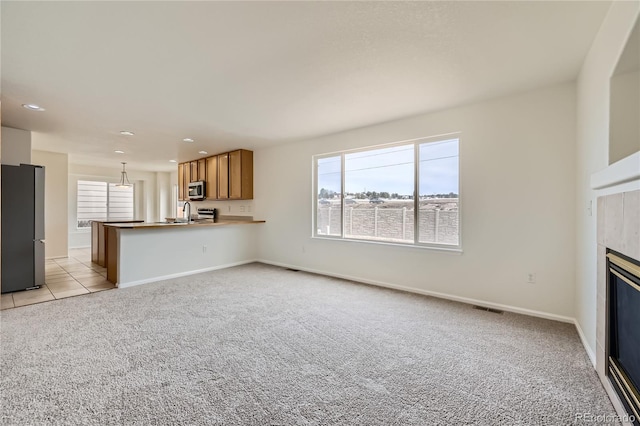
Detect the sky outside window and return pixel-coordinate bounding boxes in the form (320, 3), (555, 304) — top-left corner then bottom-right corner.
(317, 156), (341, 196)
(317, 138), (459, 198)
(345, 145), (414, 195)
(419, 139), (458, 196)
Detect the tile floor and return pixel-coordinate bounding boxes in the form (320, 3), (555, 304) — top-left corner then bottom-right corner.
(0, 248), (116, 310)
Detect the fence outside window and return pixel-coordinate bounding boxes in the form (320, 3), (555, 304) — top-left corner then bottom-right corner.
(317, 201), (459, 245)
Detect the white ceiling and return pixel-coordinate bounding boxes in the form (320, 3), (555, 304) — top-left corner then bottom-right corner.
(1, 1), (611, 172)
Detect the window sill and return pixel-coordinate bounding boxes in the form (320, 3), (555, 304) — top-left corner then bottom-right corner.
(311, 235), (462, 254)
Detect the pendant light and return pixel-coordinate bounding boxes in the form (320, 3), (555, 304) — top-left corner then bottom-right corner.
(116, 162), (132, 188)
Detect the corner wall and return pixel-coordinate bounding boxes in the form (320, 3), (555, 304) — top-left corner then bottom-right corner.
(1, 126), (31, 165)
(255, 82), (577, 319)
(31, 150), (69, 258)
(575, 2), (639, 356)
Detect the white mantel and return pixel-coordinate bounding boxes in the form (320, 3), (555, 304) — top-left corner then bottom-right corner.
(591, 151), (640, 194)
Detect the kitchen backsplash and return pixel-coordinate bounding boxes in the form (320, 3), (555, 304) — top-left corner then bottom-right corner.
(178, 199), (254, 218)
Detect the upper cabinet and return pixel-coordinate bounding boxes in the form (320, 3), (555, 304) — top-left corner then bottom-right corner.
(228, 149), (253, 200)
(189, 161), (198, 182)
(197, 158), (207, 181)
(205, 156), (217, 200)
(177, 149), (253, 201)
(217, 153), (229, 199)
(184, 161), (191, 185)
(178, 162), (191, 201)
(178, 163), (185, 201)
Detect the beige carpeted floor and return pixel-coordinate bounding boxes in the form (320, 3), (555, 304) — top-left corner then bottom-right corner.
(0, 263), (618, 425)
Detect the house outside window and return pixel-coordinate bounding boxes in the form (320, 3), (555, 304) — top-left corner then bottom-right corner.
(313, 135), (460, 249)
(77, 180), (134, 228)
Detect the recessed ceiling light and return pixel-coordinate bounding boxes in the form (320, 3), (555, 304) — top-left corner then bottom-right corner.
(114, 150), (125, 154)
(198, 151), (208, 155)
(120, 131), (134, 136)
(169, 160), (177, 163)
(183, 138), (194, 143)
(22, 104), (45, 111)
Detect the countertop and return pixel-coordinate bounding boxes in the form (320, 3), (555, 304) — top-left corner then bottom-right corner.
(92, 220), (145, 224)
(104, 219), (265, 230)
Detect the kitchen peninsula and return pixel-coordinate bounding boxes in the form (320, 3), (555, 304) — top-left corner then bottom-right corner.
(91, 220), (144, 267)
(104, 219), (264, 288)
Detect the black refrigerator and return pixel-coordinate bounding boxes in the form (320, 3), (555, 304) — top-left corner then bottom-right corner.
(1, 164), (45, 293)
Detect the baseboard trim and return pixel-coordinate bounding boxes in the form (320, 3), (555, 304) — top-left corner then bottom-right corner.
(117, 259), (259, 289)
(257, 259), (575, 324)
(574, 319), (596, 367)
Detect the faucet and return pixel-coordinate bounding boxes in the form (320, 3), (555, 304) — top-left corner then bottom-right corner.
(183, 201), (191, 223)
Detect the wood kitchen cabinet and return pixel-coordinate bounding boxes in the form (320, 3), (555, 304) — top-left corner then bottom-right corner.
(229, 149), (253, 199)
(190, 161), (198, 182)
(197, 158), (207, 181)
(206, 155), (217, 199)
(179, 149), (253, 201)
(91, 220), (143, 267)
(178, 160), (204, 200)
(217, 153), (229, 199)
(184, 162), (191, 188)
(178, 162), (191, 201)
(217, 149), (253, 200)
(178, 163), (185, 201)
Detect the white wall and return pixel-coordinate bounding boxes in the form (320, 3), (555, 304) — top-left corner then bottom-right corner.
(1, 126), (31, 165)
(31, 150), (68, 258)
(609, 70), (640, 164)
(169, 170), (178, 219)
(68, 163), (168, 248)
(118, 224), (259, 286)
(255, 82), (577, 319)
(156, 172), (172, 221)
(575, 4), (640, 354)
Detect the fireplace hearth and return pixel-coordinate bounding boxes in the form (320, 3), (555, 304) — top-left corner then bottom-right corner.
(607, 250), (640, 424)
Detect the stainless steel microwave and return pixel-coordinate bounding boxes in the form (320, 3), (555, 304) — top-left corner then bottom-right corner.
(188, 181), (205, 200)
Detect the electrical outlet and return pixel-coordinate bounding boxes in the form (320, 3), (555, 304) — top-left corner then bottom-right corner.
(526, 272), (536, 283)
(202, 245), (207, 253)
(240, 206), (245, 212)
(247, 205), (251, 212)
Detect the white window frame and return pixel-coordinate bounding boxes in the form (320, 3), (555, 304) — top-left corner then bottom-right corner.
(76, 180), (135, 229)
(312, 134), (461, 251)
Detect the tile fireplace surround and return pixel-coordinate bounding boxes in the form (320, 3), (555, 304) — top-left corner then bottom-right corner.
(594, 152), (640, 421)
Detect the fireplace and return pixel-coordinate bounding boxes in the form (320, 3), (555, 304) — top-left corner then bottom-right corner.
(607, 250), (640, 424)
(595, 186), (640, 422)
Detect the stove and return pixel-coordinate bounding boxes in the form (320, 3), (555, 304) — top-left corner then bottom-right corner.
(197, 208), (217, 220)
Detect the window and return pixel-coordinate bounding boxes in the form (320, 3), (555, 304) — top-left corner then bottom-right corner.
(316, 156), (342, 236)
(77, 180), (134, 228)
(313, 136), (460, 249)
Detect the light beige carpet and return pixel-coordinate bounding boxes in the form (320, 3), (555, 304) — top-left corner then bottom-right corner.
(0, 263), (618, 425)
